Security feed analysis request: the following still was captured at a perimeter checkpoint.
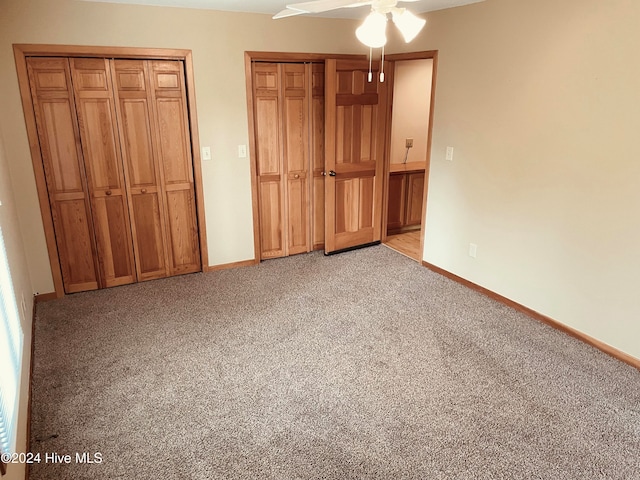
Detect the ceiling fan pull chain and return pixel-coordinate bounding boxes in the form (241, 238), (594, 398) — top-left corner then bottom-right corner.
(368, 47), (373, 83)
(380, 45), (385, 83)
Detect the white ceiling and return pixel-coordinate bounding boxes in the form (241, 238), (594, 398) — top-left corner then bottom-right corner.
(79, 0), (484, 19)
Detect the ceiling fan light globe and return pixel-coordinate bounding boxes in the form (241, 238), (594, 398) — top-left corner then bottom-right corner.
(356, 11), (388, 48)
(392, 9), (426, 43)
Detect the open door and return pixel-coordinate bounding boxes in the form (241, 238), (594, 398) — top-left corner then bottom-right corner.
(324, 59), (388, 254)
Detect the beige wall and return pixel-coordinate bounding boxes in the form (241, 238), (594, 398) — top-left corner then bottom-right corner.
(0, 0), (363, 295)
(397, 0), (640, 360)
(0, 129), (34, 480)
(389, 59), (433, 165)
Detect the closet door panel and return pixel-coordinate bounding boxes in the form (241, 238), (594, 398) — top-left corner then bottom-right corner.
(286, 174), (307, 254)
(121, 101), (156, 185)
(259, 181), (284, 257)
(130, 193), (166, 276)
(79, 100), (122, 187)
(41, 101), (84, 192)
(71, 58), (136, 288)
(112, 59), (169, 281)
(149, 60), (201, 275)
(156, 99), (191, 184)
(164, 189), (200, 273)
(256, 97), (281, 176)
(26, 57), (99, 293)
(253, 63), (285, 258)
(149, 61), (191, 186)
(282, 65), (308, 172)
(92, 195), (135, 285)
(56, 199), (100, 292)
(282, 64), (309, 255)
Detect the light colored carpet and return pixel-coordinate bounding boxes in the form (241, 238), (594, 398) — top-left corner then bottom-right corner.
(30, 246), (640, 479)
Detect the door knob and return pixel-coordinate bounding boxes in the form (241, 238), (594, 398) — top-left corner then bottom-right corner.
(321, 171), (327, 176)
(294, 174), (299, 179)
(141, 188), (147, 193)
(329, 170), (337, 177)
(105, 190), (112, 196)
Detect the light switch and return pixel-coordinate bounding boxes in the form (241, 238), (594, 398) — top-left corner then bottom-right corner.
(238, 145), (247, 158)
(202, 146), (212, 161)
(446, 146), (454, 161)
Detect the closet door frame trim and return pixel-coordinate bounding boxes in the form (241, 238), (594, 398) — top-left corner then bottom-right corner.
(14, 44), (208, 298)
(244, 51), (366, 262)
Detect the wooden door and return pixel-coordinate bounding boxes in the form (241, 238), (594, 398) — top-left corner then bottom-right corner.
(111, 59), (169, 281)
(26, 57), (100, 293)
(148, 60), (201, 275)
(311, 63), (325, 251)
(324, 59), (388, 253)
(70, 58), (136, 288)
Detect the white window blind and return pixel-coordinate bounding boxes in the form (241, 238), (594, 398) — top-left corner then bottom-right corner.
(0, 225), (24, 455)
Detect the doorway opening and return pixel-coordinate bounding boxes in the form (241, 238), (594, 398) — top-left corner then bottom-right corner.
(382, 51), (438, 262)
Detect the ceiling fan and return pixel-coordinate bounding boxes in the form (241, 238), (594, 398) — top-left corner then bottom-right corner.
(273, 0), (427, 47)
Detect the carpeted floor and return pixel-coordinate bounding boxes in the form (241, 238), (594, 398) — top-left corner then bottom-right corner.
(30, 246), (640, 479)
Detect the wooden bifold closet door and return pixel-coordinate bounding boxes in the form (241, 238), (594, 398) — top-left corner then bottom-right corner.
(26, 58), (100, 293)
(252, 62), (324, 259)
(112, 59), (200, 279)
(26, 56), (200, 294)
(71, 58), (137, 288)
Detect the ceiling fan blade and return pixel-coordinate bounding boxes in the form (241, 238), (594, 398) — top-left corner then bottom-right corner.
(276, 0), (371, 16)
(273, 8), (307, 19)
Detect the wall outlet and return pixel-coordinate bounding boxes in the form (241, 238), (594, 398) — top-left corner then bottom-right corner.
(238, 145), (247, 158)
(405, 138), (413, 148)
(201, 146), (212, 161)
(446, 146), (454, 161)
(469, 243), (477, 258)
